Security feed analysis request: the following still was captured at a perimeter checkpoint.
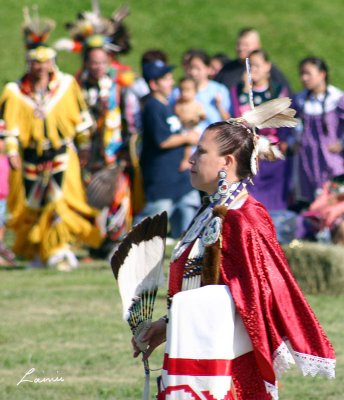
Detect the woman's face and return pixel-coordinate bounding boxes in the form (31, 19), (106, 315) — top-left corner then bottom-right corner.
(209, 58), (223, 79)
(187, 57), (209, 84)
(300, 62), (326, 91)
(189, 129), (227, 194)
(249, 54), (271, 84)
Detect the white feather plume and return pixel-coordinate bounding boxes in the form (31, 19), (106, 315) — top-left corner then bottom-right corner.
(242, 98), (298, 129)
(92, 0), (100, 17)
(257, 135), (285, 161)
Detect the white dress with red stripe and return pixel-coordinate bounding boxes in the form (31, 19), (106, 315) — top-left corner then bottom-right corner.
(159, 285), (253, 400)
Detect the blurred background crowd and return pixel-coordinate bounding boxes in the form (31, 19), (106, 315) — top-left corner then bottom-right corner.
(0, 2), (343, 270)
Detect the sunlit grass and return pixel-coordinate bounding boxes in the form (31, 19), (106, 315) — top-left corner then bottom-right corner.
(0, 263), (342, 399)
(0, 1), (343, 398)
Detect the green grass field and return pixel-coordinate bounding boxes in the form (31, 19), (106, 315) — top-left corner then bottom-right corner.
(0, 263), (343, 400)
(1, 1), (343, 398)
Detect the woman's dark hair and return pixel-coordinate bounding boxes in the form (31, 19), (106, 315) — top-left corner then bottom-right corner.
(185, 49), (210, 67)
(299, 57), (330, 134)
(179, 76), (198, 89)
(238, 27), (259, 39)
(249, 48), (270, 62)
(82, 45), (108, 64)
(299, 57), (329, 84)
(207, 121), (254, 180)
(141, 49), (168, 67)
(211, 53), (231, 65)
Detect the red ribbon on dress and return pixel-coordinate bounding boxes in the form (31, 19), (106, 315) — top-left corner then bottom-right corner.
(163, 353), (233, 376)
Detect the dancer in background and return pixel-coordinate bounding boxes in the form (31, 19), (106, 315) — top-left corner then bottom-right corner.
(55, 3), (140, 255)
(78, 38), (133, 249)
(0, 9), (102, 270)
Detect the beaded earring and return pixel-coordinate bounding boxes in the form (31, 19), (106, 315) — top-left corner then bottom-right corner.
(217, 170), (230, 198)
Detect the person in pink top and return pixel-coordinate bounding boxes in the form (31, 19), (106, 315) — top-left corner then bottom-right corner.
(0, 132), (15, 265)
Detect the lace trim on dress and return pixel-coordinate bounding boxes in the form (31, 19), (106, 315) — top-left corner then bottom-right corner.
(293, 350), (336, 379)
(273, 340), (295, 378)
(273, 338), (336, 380)
(264, 380), (279, 400)
(265, 338), (336, 400)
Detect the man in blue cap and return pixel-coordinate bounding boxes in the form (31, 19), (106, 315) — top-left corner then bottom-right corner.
(136, 60), (201, 239)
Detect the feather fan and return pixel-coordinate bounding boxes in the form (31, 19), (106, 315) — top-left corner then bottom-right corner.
(110, 212), (167, 400)
(111, 211), (167, 328)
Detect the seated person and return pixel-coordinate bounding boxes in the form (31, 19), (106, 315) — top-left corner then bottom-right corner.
(296, 174), (344, 244)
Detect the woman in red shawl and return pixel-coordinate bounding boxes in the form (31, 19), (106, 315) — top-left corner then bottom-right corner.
(133, 107), (335, 399)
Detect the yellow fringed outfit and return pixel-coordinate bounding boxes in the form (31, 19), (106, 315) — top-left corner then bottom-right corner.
(0, 70), (103, 263)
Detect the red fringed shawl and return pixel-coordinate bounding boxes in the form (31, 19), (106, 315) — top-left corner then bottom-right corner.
(220, 196), (335, 391)
(166, 195), (335, 399)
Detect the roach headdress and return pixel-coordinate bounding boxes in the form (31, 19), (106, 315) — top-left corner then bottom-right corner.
(22, 5), (56, 62)
(53, 1), (131, 55)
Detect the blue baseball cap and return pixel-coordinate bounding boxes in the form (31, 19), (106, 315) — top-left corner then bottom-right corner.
(142, 60), (175, 82)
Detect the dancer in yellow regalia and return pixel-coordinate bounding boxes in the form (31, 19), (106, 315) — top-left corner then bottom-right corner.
(0, 8), (103, 270)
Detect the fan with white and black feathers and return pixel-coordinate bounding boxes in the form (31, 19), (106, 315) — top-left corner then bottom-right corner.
(110, 211), (168, 400)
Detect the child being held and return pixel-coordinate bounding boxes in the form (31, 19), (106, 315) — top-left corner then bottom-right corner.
(175, 78), (206, 171)
(175, 77), (206, 130)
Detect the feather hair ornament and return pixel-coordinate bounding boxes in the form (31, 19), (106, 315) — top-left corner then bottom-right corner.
(239, 97), (297, 129)
(226, 58), (298, 175)
(22, 6), (56, 50)
(110, 211), (168, 400)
